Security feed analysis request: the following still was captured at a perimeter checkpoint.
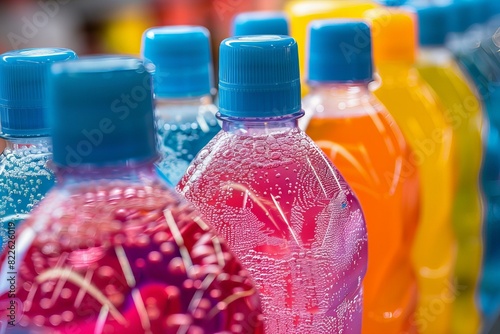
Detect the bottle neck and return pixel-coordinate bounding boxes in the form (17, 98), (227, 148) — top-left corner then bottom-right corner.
(308, 82), (371, 100)
(220, 112), (302, 136)
(155, 94), (216, 121)
(54, 159), (159, 185)
(419, 46), (453, 65)
(374, 62), (418, 86)
(375, 61), (413, 74)
(155, 94), (213, 108)
(4, 136), (51, 151)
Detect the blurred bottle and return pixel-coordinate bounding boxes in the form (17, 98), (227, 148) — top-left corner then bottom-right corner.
(446, 0), (500, 326)
(301, 20), (419, 334)
(142, 26), (220, 187)
(104, 4), (156, 56)
(179, 35), (368, 333)
(159, 0), (212, 27)
(479, 32), (500, 331)
(0, 48), (77, 252)
(285, 0), (379, 95)
(232, 11), (289, 35)
(414, 5), (484, 334)
(366, 8), (456, 334)
(0, 56), (264, 333)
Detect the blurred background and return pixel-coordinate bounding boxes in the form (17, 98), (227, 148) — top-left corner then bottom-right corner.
(0, 0), (287, 58)
(0, 0), (294, 152)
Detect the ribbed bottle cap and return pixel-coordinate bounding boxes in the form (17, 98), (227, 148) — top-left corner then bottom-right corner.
(308, 20), (373, 83)
(232, 12), (289, 36)
(218, 35), (301, 118)
(365, 8), (417, 64)
(415, 4), (448, 46)
(0, 48), (77, 137)
(48, 56), (157, 168)
(141, 26), (212, 98)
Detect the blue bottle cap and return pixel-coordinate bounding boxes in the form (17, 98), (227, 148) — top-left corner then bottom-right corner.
(308, 20), (373, 83)
(0, 48), (77, 138)
(232, 12), (289, 36)
(447, 1), (484, 33)
(415, 4), (448, 46)
(218, 35), (301, 118)
(141, 26), (212, 99)
(376, 0), (408, 6)
(487, 0), (500, 20)
(48, 56), (157, 168)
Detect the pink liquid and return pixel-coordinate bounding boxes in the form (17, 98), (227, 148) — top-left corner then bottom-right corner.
(180, 128), (368, 333)
(0, 179), (263, 334)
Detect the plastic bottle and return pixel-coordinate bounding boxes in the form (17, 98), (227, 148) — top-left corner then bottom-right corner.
(0, 48), (77, 252)
(178, 35), (368, 333)
(285, 0), (379, 95)
(446, 1), (500, 326)
(0, 56), (263, 333)
(301, 20), (419, 334)
(414, 5), (484, 333)
(141, 26), (220, 186)
(103, 4), (155, 56)
(365, 8), (456, 334)
(479, 36), (500, 332)
(232, 11), (289, 36)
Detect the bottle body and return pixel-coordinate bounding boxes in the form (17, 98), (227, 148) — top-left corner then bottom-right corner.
(456, 33), (500, 324)
(179, 116), (368, 333)
(372, 64), (455, 334)
(155, 95), (220, 186)
(416, 47), (484, 334)
(0, 163), (263, 333)
(0, 138), (54, 251)
(302, 84), (419, 333)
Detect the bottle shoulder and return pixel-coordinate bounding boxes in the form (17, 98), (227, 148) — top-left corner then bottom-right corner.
(179, 128), (358, 199)
(374, 72), (451, 127)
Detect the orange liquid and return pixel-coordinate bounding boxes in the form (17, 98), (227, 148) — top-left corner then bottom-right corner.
(305, 96), (419, 333)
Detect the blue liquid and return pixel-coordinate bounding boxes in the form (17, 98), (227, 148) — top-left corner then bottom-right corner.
(0, 141), (54, 251)
(457, 39), (500, 323)
(155, 103), (221, 186)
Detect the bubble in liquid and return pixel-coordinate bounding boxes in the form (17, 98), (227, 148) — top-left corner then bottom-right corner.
(0, 182), (263, 333)
(180, 127), (367, 333)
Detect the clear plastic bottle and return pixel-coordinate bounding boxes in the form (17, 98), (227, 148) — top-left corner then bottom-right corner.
(141, 26), (220, 186)
(179, 35), (368, 333)
(0, 48), (77, 252)
(365, 8), (456, 334)
(301, 20), (419, 334)
(232, 11), (289, 36)
(414, 4), (485, 333)
(0, 56), (263, 333)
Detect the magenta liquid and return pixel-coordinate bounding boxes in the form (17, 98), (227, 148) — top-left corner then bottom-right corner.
(0, 176), (263, 334)
(180, 126), (368, 333)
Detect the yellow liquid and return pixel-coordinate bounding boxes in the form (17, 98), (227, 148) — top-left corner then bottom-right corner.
(372, 63), (456, 334)
(285, 0), (378, 95)
(416, 50), (483, 334)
